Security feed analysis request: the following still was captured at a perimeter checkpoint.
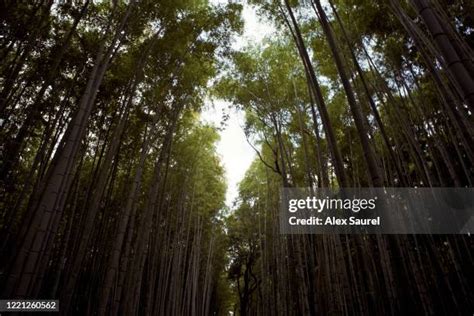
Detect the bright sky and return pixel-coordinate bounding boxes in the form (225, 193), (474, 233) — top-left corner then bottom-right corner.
(201, 2), (275, 207)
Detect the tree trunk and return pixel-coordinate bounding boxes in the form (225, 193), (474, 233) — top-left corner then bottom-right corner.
(281, 0), (349, 187)
(312, 0), (383, 187)
(410, 0), (474, 110)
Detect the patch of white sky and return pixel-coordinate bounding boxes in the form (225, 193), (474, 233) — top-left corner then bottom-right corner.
(201, 1), (275, 207)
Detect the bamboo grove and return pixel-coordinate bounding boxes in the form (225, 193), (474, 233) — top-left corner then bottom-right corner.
(220, 0), (474, 315)
(0, 0), (473, 315)
(0, 0), (240, 314)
